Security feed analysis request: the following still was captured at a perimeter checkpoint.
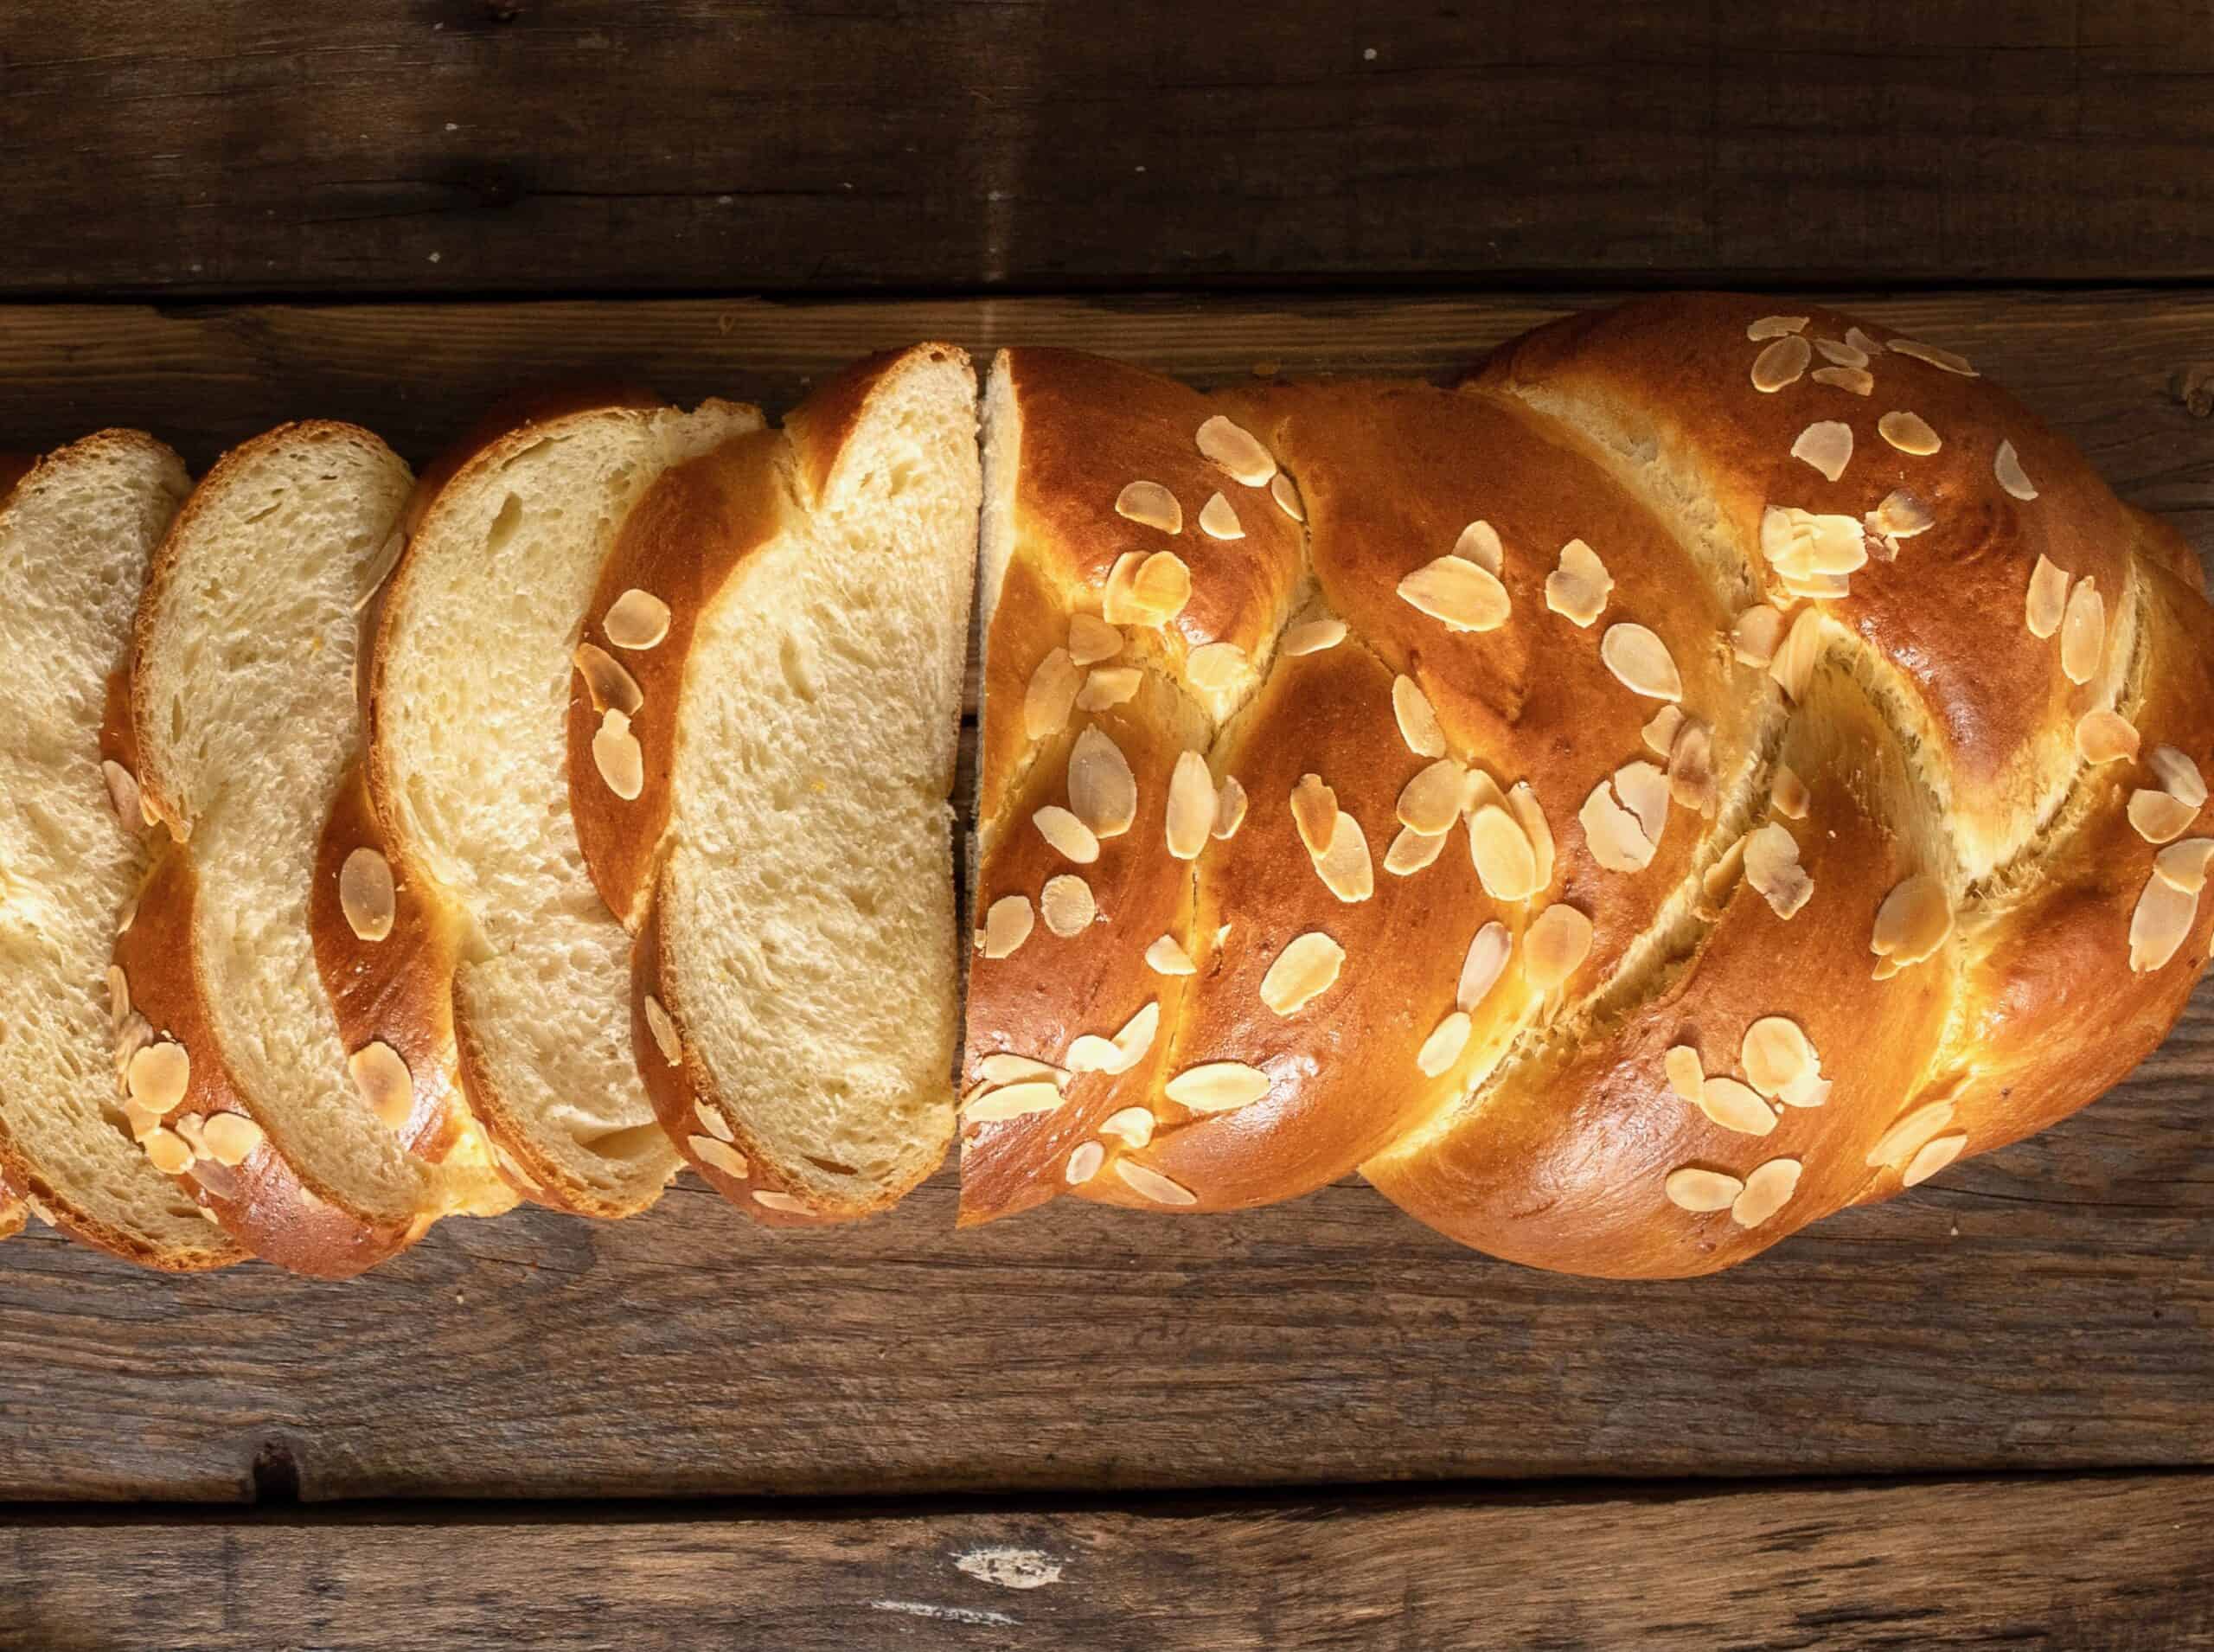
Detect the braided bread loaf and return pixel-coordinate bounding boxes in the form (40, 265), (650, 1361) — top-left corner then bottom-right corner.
(960, 294), (2214, 1277)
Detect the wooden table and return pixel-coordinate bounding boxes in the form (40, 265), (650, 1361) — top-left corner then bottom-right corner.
(3, 5), (2212, 1648)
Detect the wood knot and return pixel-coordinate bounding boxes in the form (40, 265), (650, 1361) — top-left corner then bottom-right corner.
(2172, 363), (2214, 419)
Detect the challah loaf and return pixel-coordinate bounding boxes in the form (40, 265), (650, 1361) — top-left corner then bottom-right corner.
(568, 345), (980, 1222)
(959, 296), (2214, 1277)
(0, 431), (239, 1270)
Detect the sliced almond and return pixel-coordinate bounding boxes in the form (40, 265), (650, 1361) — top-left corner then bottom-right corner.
(1129, 552), (1193, 625)
(2153, 839), (2214, 894)
(1663, 1045), (1705, 1104)
(1165, 1061), (1271, 1113)
(1815, 336), (1868, 368)
(1731, 605), (1784, 668)
(1065, 1141), (1106, 1184)
(1544, 538), (1612, 627)
(1614, 761), (1669, 845)
(1115, 1160), (1198, 1207)
(2149, 745), (2208, 809)
(1314, 813), (1374, 903)
(694, 1101), (735, 1143)
(1068, 726), (1137, 837)
(144, 1129), (193, 1176)
(2025, 555), (2070, 639)
(1642, 704), (1685, 757)
(1699, 1075), (1777, 1137)
(1455, 520), (1505, 577)
(1456, 921), (1511, 1012)
(200, 1111), (265, 1168)
(1770, 765), (1809, 819)
(1145, 933), (1197, 975)
(1078, 1002), (1160, 1074)
(1069, 613), (1123, 665)
(1664, 1166), (1744, 1213)
(1213, 776), (1249, 839)
(1198, 492), (1245, 541)
(1023, 647), (1084, 740)
(349, 1041), (413, 1130)
(1040, 874), (1096, 938)
(1195, 415), (1276, 487)
(1870, 874), (1952, 970)
(2128, 871), (2197, 972)
(1993, 439), (2038, 502)
(1579, 780), (1656, 874)
(592, 709), (644, 800)
(1507, 782), (1555, 890)
(1523, 903), (1593, 992)
(573, 641), (643, 717)
(1744, 823), (1812, 919)
(2058, 586), (2104, 690)
(1101, 552), (1146, 624)
(2129, 789), (2197, 844)
(1791, 420), (1853, 483)
(1778, 1068), (1830, 1109)
(1270, 472), (1305, 522)
(1283, 618), (1346, 656)
(982, 895), (1034, 959)
(1667, 722), (1716, 816)
(1166, 751), (1218, 859)
(1769, 607), (1827, 703)
(126, 1041), (190, 1113)
(1468, 804), (1539, 900)
(1866, 490), (1934, 543)
(963, 1080), (1065, 1123)
(976, 1053), (1067, 1087)
(1398, 759), (1468, 836)
(1811, 366), (1872, 396)
(1186, 641), (1248, 692)
(105, 964), (130, 1031)
(1077, 666), (1142, 711)
(1902, 1131), (1968, 1187)
(1761, 506), (1866, 578)
(1731, 1158), (1801, 1228)
(1033, 804), (1101, 864)
(1114, 481), (1182, 535)
(123, 1098), (163, 1143)
(1740, 1016), (1814, 1098)
(1392, 676), (1447, 759)
(604, 588), (671, 650)
(100, 759), (142, 830)
(1747, 315), (1808, 341)
(1416, 1011), (1472, 1078)
(1290, 774), (1339, 860)
(337, 846), (397, 943)
(1878, 411), (1941, 455)
(752, 1190), (814, 1215)
(1260, 932), (1346, 1017)
(1866, 1099), (1957, 1168)
(690, 1137), (749, 1180)
(1751, 335), (1811, 393)
(1888, 338), (1977, 376)
(1099, 1106), (1156, 1149)
(1398, 555), (1511, 632)
(1599, 624), (1683, 701)
(643, 994), (682, 1066)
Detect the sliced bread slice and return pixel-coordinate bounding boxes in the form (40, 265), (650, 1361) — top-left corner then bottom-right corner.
(568, 346), (979, 1222)
(0, 430), (240, 1270)
(368, 394), (765, 1217)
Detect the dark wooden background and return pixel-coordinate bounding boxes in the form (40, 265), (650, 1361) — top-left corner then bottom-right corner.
(3, 3), (2212, 1648)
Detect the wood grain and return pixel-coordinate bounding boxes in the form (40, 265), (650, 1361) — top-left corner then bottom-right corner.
(2, 1), (2212, 297)
(3, 1473), (2208, 1649)
(0, 290), (2208, 1504)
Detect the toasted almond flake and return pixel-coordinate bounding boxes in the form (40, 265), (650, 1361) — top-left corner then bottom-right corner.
(1195, 414), (1276, 486)
(1614, 761), (1669, 845)
(1392, 676), (1446, 759)
(752, 1190), (813, 1215)
(201, 1112), (264, 1168)
(1791, 420), (1854, 483)
(1664, 1045), (1705, 1104)
(1699, 1075), (1778, 1137)
(592, 708), (644, 800)
(117, 889), (138, 937)
(127, 1041), (189, 1112)
(1065, 1141), (1106, 1184)
(105, 964), (129, 1031)
(1641, 704), (1685, 757)
(1116, 1001), (1161, 1069)
(1731, 606), (1784, 669)
(1068, 726), (1137, 837)
(1889, 338), (1977, 376)
(1398, 555), (1511, 631)
(1903, 1131), (1968, 1187)
(2150, 745), (2208, 809)
(2025, 556), (2070, 639)
(1770, 765), (1810, 820)
(1867, 490), (1935, 545)
(1747, 315), (1808, 341)
(1076, 666), (1142, 710)
(1145, 933), (1197, 975)
(1599, 624), (1683, 701)
(1416, 1011), (1473, 1077)
(1814, 335), (1869, 368)
(694, 1101), (735, 1143)
(1023, 647), (1083, 740)
(2129, 788), (2198, 844)
(1667, 721), (1717, 816)
(2128, 872), (2197, 972)
(1129, 551), (1193, 624)
(338, 847), (396, 944)
(1066, 1035), (1122, 1074)
(1866, 1099), (1957, 1168)
(1869, 874), (1952, 969)
(144, 1128), (193, 1175)
(2057, 578), (2108, 682)
(1040, 874), (1096, 938)
(1166, 1061), (1271, 1113)
(1846, 326), (1881, 355)
(1115, 1160), (1198, 1207)
(1761, 505), (1866, 578)
(1731, 1158), (1801, 1228)
(963, 1079), (1065, 1122)
(1283, 618), (1346, 656)
(1289, 774), (1339, 859)
(101, 760), (141, 829)
(1744, 823), (1813, 919)
(1523, 903), (1593, 991)
(2154, 839), (2214, 893)
(1186, 641), (1248, 693)
(688, 1136), (748, 1179)
(1781, 1066), (1832, 1108)
(604, 588), (671, 650)
(1741, 1016), (1815, 1097)
(642, 994), (682, 1066)
(573, 642), (643, 719)
(1993, 439), (2038, 502)
(1461, 768), (1506, 817)
(113, 1011), (152, 1079)
(1165, 751), (1217, 859)
(1456, 921), (1511, 1011)
(1878, 411), (1941, 455)
(1314, 813), (1374, 903)
(349, 1041), (413, 1130)
(1198, 491), (1245, 541)
(1507, 782), (1555, 889)
(1544, 538), (1612, 627)
(1769, 607), (1827, 703)
(1069, 613), (1123, 665)
(123, 1098), (162, 1142)
(1468, 804), (1539, 900)
(1213, 776), (1248, 839)
(1579, 779), (1656, 874)
(1100, 552), (1146, 624)
(1261, 932), (1347, 1017)
(1385, 825), (1447, 875)
(1751, 334), (1811, 392)
(1270, 472), (1305, 522)
(1398, 759), (1468, 836)
(1665, 1166), (1744, 1213)
(982, 895), (1034, 959)
(1454, 520), (1504, 577)
(1033, 804), (1101, 864)
(1812, 366), (1873, 396)
(1114, 480), (1182, 534)
(1099, 1106), (1156, 1148)
(977, 1053), (1067, 1088)
(358, 526), (406, 611)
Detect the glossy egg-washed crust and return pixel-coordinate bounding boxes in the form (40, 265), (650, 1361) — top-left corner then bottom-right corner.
(962, 298), (2214, 1277)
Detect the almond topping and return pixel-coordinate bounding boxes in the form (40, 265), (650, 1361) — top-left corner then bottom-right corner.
(1145, 933), (1197, 975)
(2129, 789), (2197, 844)
(694, 1101), (735, 1143)
(982, 895), (1034, 959)
(1816, 336), (1867, 367)
(1100, 552), (1145, 624)
(126, 1041), (190, 1113)
(1270, 472), (1305, 522)
(1769, 607), (1827, 703)
(1392, 676), (1446, 759)
(1741, 1016), (1815, 1098)
(1260, 932), (1346, 1017)
(1544, 538), (1612, 627)
(1023, 648), (1084, 740)
(1100, 1106), (1156, 1148)
(1068, 613), (1123, 665)
(144, 1129), (194, 1176)
(689, 1137), (749, 1180)
(1065, 1141), (1105, 1184)
(338, 847), (396, 943)
(349, 1041), (413, 1130)
(1667, 721), (1717, 816)
(1700, 1076), (1778, 1137)
(1165, 1061), (1271, 1113)
(1751, 335), (1811, 392)
(1731, 605), (1784, 667)
(963, 1080), (1065, 1122)
(1195, 415), (1276, 486)
(977, 1053), (1067, 1087)
(1076, 666), (1142, 711)
(1902, 1131), (1968, 1187)
(2153, 839), (2214, 894)
(1129, 552), (1193, 625)
(1398, 555), (1511, 632)
(1468, 804), (1539, 900)
(201, 1112), (265, 1167)
(1878, 411), (1941, 455)
(1731, 1158), (1801, 1228)
(106, 964), (130, 1031)
(1398, 759), (1468, 836)
(2128, 872), (2196, 972)
(1040, 875), (1096, 938)
(1867, 1099), (1957, 1168)
(752, 1191), (813, 1215)
(1746, 315), (1808, 341)
(1114, 1161), (1198, 1207)
(1186, 641), (1248, 692)
(1866, 490), (1935, 543)
(1166, 751), (1217, 859)
(1213, 776), (1249, 839)
(604, 588), (671, 650)
(1455, 520), (1504, 577)
(1416, 1011), (1472, 1078)
(1871, 875), (1952, 969)
(1314, 813), (1374, 903)
(2025, 555), (2070, 639)
(1665, 1167), (1744, 1213)
(1791, 420), (1853, 483)
(1642, 704), (1685, 757)
(1664, 1045), (1705, 1104)
(1033, 804), (1101, 864)
(1070, 1002), (1160, 1074)
(1197, 492), (1244, 541)
(1507, 782), (1555, 890)
(1769, 765), (1810, 819)
(1993, 440), (2037, 501)
(1385, 826), (1447, 875)
(592, 708), (645, 800)
(2150, 745), (2208, 809)
(1114, 481), (1182, 535)
(643, 995), (682, 1065)
(1599, 624), (1683, 701)
(1888, 338), (1977, 376)
(573, 642), (643, 717)
(1761, 505), (1866, 579)
(2058, 575), (2106, 680)
(1580, 779), (1656, 874)
(1290, 774), (1340, 859)
(1812, 366), (1872, 396)
(101, 760), (142, 830)
(1456, 922), (1511, 1011)
(1744, 823), (1813, 919)
(1068, 727), (1137, 837)
(1283, 618), (1346, 656)
(1523, 904), (1593, 991)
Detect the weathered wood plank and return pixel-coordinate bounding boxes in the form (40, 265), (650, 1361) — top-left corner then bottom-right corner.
(0, 290), (2206, 1503)
(2, 1), (2212, 296)
(3, 1473), (2209, 1649)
